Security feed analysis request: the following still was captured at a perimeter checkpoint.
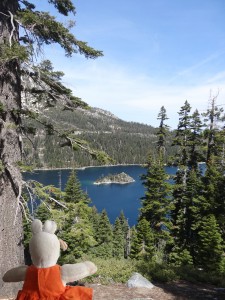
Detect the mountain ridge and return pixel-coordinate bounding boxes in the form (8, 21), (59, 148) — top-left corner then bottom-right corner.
(23, 105), (174, 169)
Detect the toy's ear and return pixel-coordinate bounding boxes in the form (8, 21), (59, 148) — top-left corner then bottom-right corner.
(43, 220), (57, 234)
(31, 219), (43, 234)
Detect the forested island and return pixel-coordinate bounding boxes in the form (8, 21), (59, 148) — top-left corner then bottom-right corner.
(94, 172), (135, 185)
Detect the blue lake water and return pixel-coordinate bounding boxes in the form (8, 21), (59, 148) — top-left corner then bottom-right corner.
(23, 165), (178, 226)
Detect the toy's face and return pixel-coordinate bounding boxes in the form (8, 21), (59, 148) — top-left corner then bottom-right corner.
(29, 220), (61, 268)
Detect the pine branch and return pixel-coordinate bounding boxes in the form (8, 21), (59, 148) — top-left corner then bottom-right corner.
(17, 10), (103, 58)
(48, 0), (76, 16)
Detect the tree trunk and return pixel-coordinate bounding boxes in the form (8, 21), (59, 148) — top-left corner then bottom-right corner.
(0, 0), (24, 297)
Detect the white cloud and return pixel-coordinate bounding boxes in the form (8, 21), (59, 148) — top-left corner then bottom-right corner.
(207, 71), (225, 84)
(61, 58), (225, 129)
(169, 50), (225, 84)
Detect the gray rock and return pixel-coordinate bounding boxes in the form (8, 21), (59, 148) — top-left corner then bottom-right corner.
(127, 272), (154, 289)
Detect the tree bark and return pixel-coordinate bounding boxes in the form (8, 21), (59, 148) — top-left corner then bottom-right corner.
(0, 0), (24, 297)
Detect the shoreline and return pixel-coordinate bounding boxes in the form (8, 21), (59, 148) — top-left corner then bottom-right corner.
(93, 181), (135, 185)
(31, 163), (144, 172)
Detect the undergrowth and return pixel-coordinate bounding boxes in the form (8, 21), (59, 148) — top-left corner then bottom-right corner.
(77, 257), (136, 285)
(76, 256), (225, 287)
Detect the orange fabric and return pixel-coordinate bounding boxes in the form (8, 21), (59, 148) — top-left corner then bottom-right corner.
(16, 265), (93, 300)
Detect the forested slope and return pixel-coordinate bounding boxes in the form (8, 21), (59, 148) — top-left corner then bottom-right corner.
(23, 106), (175, 168)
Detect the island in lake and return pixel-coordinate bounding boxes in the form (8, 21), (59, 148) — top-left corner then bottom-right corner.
(94, 172), (135, 185)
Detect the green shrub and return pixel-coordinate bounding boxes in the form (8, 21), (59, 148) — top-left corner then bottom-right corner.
(168, 247), (193, 266)
(72, 256), (225, 287)
(78, 257), (136, 285)
(176, 265), (225, 287)
(136, 260), (177, 283)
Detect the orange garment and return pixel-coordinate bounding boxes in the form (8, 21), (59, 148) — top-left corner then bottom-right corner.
(16, 265), (93, 300)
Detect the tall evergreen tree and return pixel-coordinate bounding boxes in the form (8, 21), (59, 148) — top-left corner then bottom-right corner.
(137, 107), (172, 258)
(201, 95), (225, 240)
(55, 171), (95, 261)
(171, 101), (192, 252)
(139, 152), (172, 242)
(171, 107), (204, 254)
(0, 0), (103, 295)
(196, 215), (223, 272)
(200, 160), (225, 240)
(58, 202), (97, 262)
(156, 106), (169, 157)
(202, 93), (225, 164)
(130, 218), (155, 260)
(93, 209), (113, 258)
(64, 169), (90, 204)
(118, 211), (130, 258)
(112, 217), (124, 259)
(171, 97), (225, 269)
(188, 109), (204, 169)
(173, 100), (192, 167)
(34, 202), (53, 222)
(90, 206), (100, 240)
(172, 168), (203, 260)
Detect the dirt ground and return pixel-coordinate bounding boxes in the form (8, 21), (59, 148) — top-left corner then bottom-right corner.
(1, 280), (225, 300)
(90, 281), (225, 300)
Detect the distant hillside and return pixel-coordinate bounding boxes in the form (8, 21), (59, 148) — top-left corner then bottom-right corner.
(23, 106), (175, 168)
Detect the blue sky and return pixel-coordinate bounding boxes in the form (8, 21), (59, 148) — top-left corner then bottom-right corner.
(36, 0), (225, 128)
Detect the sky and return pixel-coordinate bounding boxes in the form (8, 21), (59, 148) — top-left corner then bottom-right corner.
(36, 0), (225, 129)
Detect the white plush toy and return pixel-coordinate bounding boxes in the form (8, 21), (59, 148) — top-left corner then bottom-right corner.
(3, 219), (97, 300)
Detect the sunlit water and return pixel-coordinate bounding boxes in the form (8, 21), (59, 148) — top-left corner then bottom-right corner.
(23, 165), (178, 226)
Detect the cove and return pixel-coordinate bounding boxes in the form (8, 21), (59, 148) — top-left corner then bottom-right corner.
(23, 165), (178, 226)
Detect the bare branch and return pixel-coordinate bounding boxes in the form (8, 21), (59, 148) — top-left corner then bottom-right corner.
(8, 11), (16, 48)
(24, 183), (35, 216)
(13, 181), (25, 225)
(49, 197), (67, 209)
(19, 196), (31, 222)
(0, 11), (10, 18)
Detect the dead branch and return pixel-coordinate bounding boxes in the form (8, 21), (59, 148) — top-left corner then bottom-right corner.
(49, 197), (67, 209)
(8, 11), (15, 48)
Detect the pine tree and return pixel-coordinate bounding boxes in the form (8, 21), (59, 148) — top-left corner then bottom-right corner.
(174, 168), (203, 259)
(64, 170), (90, 204)
(201, 95), (225, 239)
(138, 107), (172, 257)
(171, 97), (225, 268)
(200, 160), (225, 239)
(34, 202), (53, 222)
(90, 206), (100, 240)
(188, 109), (204, 169)
(58, 202), (97, 262)
(129, 227), (140, 259)
(56, 170), (96, 261)
(130, 218), (155, 260)
(196, 215), (223, 271)
(156, 106), (169, 158)
(139, 153), (172, 242)
(202, 92), (225, 164)
(171, 101), (194, 255)
(112, 217), (125, 259)
(93, 209), (113, 258)
(118, 211), (130, 258)
(173, 100), (192, 167)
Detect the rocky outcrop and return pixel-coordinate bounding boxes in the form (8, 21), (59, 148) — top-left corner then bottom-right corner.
(94, 172), (135, 185)
(127, 272), (154, 289)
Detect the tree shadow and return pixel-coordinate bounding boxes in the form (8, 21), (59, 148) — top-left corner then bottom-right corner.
(155, 280), (225, 300)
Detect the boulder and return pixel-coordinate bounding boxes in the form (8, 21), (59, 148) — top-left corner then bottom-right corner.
(127, 272), (154, 289)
